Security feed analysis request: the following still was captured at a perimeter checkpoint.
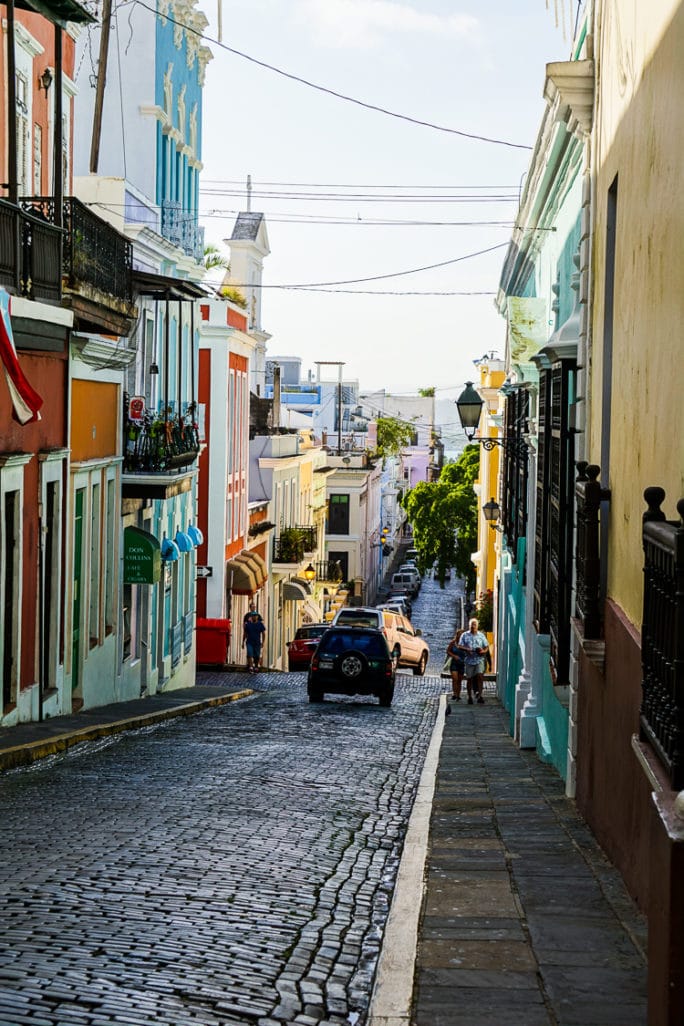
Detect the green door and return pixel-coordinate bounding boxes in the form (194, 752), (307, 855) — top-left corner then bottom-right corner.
(72, 489), (84, 697)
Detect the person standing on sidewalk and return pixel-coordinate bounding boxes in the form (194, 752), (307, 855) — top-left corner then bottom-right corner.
(460, 617), (488, 704)
(445, 630), (466, 701)
(243, 612), (266, 673)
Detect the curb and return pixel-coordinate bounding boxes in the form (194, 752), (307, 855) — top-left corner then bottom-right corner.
(366, 693), (446, 1025)
(0, 689), (254, 772)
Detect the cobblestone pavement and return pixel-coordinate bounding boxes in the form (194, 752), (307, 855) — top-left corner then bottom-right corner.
(0, 573), (458, 1026)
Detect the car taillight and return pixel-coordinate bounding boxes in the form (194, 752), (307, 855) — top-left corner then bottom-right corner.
(311, 656), (319, 671)
(385, 660), (393, 676)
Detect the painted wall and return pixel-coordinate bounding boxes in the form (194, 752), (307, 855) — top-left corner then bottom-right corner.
(589, 0), (684, 626)
(70, 380), (119, 460)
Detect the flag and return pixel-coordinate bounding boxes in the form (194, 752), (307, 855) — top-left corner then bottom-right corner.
(0, 288), (43, 424)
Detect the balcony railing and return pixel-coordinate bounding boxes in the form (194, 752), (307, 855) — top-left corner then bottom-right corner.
(21, 196), (133, 305)
(574, 462), (610, 639)
(161, 201), (204, 261)
(0, 198), (62, 302)
(123, 397), (200, 474)
(640, 488), (684, 789)
(314, 559), (343, 583)
(272, 525), (318, 565)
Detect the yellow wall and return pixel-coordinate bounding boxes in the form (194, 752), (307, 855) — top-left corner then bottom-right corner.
(475, 364), (505, 599)
(71, 380), (119, 461)
(590, 1), (684, 626)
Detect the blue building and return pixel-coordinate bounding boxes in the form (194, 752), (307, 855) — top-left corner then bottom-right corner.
(70, 2), (212, 700)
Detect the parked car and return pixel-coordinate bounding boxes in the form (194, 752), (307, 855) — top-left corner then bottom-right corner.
(332, 607), (403, 662)
(287, 623), (329, 672)
(390, 571), (420, 598)
(399, 562), (421, 580)
(386, 593), (413, 617)
(391, 614), (429, 675)
(307, 626), (396, 705)
(378, 598), (412, 618)
(406, 548), (419, 561)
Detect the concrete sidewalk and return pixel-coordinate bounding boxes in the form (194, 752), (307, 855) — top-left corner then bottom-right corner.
(371, 695), (648, 1026)
(0, 682), (253, 771)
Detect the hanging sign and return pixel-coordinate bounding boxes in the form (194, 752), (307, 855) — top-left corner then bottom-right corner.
(123, 526), (161, 584)
(128, 395), (145, 423)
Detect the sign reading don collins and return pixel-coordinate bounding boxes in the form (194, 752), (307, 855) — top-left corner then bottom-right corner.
(123, 526), (162, 584)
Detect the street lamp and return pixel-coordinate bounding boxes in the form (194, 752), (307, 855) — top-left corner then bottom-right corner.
(455, 382), (484, 440)
(303, 562), (316, 583)
(482, 497), (504, 532)
(455, 382), (529, 455)
(39, 67), (53, 98)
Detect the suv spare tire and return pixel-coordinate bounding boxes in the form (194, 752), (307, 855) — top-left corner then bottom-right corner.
(336, 651), (367, 679)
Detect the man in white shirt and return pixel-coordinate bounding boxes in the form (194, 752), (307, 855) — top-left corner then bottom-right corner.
(459, 618), (489, 704)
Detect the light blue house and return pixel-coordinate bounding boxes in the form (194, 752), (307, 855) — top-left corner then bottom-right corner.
(70, 2), (212, 701)
(494, 23), (593, 788)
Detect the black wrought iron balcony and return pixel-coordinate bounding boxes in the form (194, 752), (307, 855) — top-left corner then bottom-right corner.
(574, 462), (610, 639)
(0, 198), (62, 302)
(272, 525), (318, 565)
(640, 488), (684, 790)
(314, 559), (343, 583)
(21, 196), (133, 307)
(122, 397), (200, 476)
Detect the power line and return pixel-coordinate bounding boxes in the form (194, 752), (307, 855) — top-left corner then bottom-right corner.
(127, 0), (534, 151)
(201, 179), (522, 189)
(204, 242), (508, 289)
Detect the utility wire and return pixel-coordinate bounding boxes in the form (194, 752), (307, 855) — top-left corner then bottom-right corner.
(128, 0), (533, 150)
(202, 242), (508, 290)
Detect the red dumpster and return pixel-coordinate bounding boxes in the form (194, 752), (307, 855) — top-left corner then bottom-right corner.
(195, 617), (231, 666)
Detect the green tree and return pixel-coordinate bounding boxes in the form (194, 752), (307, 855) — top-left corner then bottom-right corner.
(401, 445), (479, 589)
(203, 243), (229, 272)
(418, 386), (435, 397)
(373, 416), (415, 462)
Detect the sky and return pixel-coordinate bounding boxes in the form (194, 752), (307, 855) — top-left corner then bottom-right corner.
(198, 0), (572, 414)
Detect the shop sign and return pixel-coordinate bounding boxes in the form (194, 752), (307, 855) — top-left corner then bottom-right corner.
(128, 395), (145, 423)
(124, 526), (161, 584)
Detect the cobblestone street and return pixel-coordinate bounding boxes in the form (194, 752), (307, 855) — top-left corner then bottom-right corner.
(0, 575), (461, 1026)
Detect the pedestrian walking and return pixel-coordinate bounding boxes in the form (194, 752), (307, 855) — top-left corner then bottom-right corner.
(445, 629), (466, 701)
(242, 611), (266, 673)
(460, 617), (489, 704)
(243, 601), (262, 626)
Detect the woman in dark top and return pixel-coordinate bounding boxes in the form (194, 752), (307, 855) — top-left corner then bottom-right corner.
(446, 630), (466, 701)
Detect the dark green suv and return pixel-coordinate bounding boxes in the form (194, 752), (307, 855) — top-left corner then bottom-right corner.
(307, 627), (396, 706)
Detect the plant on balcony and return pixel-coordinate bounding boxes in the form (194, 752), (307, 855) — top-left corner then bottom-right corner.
(220, 285), (247, 308)
(123, 398), (200, 474)
(278, 525), (305, 563)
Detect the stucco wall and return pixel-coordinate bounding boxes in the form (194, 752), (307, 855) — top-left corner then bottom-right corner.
(590, 1), (684, 625)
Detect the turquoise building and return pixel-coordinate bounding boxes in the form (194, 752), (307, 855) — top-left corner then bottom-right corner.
(494, 28), (592, 789)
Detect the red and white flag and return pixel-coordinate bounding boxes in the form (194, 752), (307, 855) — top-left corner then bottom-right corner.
(0, 288), (43, 424)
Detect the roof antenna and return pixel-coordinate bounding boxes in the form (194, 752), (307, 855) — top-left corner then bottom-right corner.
(246, 174), (252, 212)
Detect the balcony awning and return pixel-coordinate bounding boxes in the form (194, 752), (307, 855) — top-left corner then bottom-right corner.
(283, 580), (308, 601)
(17, 0), (95, 26)
(226, 554), (258, 595)
(240, 550), (268, 589)
(131, 269), (207, 302)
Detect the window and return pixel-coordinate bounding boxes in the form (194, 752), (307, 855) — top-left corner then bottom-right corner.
(33, 123), (42, 194)
(89, 482), (101, 647)
(16, 72), (30, 196)
(2, 490), (20, 709)
(328, 494), (350, 535)
(502, 387), (529, 561)
(533, 362), (576, 683)
(328, 550), (348, 581)
(104, 478), (116, 633)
